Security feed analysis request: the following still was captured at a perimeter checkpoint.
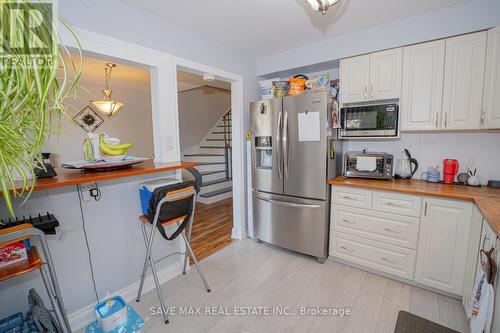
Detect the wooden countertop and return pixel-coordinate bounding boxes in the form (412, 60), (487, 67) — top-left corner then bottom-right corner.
(1, 160), (197, 194)
(329, 177), (500, 237)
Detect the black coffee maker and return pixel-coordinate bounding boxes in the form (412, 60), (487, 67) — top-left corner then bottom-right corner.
(35, 153), (57, 178)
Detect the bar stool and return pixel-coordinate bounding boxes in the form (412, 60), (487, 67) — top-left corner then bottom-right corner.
(135, 184), (210, 324)
(0, 224), (71, 333)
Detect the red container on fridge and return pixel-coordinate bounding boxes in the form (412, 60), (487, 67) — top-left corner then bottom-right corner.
(443, 159), (459, 184)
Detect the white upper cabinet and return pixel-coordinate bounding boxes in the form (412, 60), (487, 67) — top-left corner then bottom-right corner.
(340, 54), (370, 103)
(415, 197), (472, 296)
(401, 40), (446, 131)
(482, 26), (500, 129)
(442, 31), (487, 130)
(369, 48), (403, 101)
(340, 49), (402, 103)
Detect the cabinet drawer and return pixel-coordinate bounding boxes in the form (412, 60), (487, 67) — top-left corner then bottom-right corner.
(330, 232), (416, 280)
(332, 186), (372, 209)
(372, 191), (422, 217)
(331, 205), (420, 249)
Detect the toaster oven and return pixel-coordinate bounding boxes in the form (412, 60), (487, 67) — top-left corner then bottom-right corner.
(343, 151), (394, 179)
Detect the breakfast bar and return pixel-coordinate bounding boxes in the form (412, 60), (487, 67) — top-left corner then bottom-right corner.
(1, 160), (197, 194)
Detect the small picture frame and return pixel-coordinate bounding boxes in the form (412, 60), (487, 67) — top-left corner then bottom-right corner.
(73, 106), (104, 133)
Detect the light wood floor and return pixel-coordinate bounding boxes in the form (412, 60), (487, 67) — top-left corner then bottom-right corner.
(132, 239), (469, 333)
(190, 198), (233, 261)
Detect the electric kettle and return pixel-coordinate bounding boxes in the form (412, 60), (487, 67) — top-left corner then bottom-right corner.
(395, 149), (419, 179)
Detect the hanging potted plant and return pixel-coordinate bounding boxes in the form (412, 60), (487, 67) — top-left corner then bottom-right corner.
(0, 1), (82, 215)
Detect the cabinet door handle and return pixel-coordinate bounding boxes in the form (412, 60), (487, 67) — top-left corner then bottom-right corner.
(340, 246), (354, 253)
(424, 202), (428, 216)
(386, 202), (404, 208)
(482, 234), (491, 250)
(444, 113), (448, 128)
(381, 257), (398, 265)
(435, 112), (439, 128)
(341, 195), (358, 201)
(384, 228), (402, 234)
(370, 84), (373, 100)
(341, 219), (356, 225)
(480, 110), (486, 128)
(364, 85), (368, 100)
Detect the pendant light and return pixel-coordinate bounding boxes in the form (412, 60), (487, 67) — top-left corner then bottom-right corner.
(306, 0), (340, 15)
(91, 63), (124, 117)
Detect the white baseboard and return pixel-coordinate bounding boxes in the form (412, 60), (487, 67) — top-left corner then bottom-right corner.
(68, 260), (183, 332)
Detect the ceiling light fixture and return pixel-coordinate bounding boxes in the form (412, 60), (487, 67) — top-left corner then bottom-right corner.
(91, 63), (124, 118)
(203, 73), (216, 82)
(306, 0), (340, 15)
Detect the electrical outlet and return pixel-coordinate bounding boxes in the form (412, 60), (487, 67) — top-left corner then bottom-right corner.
(80, 182), (98, 191)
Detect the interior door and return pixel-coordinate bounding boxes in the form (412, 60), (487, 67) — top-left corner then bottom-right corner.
(282, 93), (327, 200)
(369, 48), (403, 101)
(250, 99), (283, 194)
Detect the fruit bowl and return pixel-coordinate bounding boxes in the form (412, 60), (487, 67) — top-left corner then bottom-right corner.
(102, 155), (126, 163)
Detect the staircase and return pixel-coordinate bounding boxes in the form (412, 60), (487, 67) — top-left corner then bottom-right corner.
(183, 108), (232, 204)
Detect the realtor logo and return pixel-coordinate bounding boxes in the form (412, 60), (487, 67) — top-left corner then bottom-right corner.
(0, 1), (55, 68)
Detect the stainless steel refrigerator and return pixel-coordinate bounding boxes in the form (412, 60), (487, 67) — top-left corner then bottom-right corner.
(250, 92), (342, 262)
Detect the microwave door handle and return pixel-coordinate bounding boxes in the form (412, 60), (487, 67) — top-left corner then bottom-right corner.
(276, 111), (282, 179)
(283, 110), (289, 179)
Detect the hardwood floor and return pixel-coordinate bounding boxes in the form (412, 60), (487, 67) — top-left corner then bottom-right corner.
(130, 239), (469, 333)
(190, 198), (233, 261)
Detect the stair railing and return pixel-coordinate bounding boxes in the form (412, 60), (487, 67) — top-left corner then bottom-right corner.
(222, 108), (232, 179)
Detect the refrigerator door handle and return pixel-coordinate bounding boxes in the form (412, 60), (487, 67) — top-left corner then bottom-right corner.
(255, 194), (321, 209)
(276, 110), (283, 179)
(283, 110), (289, 179)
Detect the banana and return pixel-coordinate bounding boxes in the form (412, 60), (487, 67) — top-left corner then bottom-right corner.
(106, 142), (133, 150)
(99, 135), (128, 156)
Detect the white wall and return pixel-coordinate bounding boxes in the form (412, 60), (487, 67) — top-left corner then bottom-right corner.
(344, 132), (500, 184)
(257, 0), (500, 76)
(178, 86), (231, 151)
(44, 58), (154, 166)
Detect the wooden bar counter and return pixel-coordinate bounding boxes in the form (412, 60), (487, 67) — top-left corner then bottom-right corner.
(1, 160), (197, 195)
(329, 177), (500, 237)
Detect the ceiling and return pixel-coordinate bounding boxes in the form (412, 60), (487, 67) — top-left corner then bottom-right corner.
(177, 70), (231, 92)
(120, 0), (469, 56)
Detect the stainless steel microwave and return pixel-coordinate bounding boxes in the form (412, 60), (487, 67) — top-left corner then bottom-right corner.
(339, 103), (399, 138)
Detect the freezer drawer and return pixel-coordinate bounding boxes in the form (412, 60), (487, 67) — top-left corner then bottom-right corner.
(252, 191), (328, 258)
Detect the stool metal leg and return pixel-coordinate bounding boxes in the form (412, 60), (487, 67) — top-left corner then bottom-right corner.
(136, 220), (170, 324)
(136, 221), (157, 302)
(182, 199), (197, 275)
(40, 265), (69, 333)
(39, 235), (72, 333)
(148, 253), (169, 324)
(181, 233), (210, 292)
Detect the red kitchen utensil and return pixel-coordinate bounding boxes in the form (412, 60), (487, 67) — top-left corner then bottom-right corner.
(443, 159), (459, 184)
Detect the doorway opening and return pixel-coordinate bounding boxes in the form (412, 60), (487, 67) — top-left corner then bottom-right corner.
(177, 69), (234, 261)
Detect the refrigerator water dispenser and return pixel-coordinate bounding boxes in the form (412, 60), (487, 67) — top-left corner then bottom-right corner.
(255, 136), (272, 170)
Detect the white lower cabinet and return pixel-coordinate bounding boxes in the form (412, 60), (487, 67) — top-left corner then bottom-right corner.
(330, 185), (477, 297)
(330, 232), (416, 280)
(414, 197), (472, 296)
